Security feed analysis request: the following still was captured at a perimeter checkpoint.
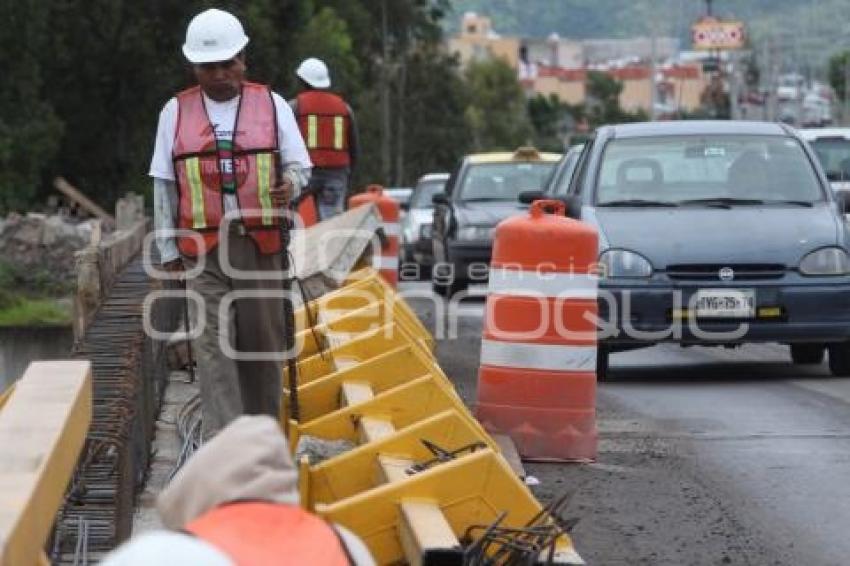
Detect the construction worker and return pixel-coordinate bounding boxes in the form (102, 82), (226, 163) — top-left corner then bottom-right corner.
(103, 416), (375, 565)
(149, 8), (312, 439)
(290, 58), (360, 220)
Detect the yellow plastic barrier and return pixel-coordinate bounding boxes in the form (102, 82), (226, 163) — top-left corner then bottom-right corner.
(287, 343), (451, 423)
(296, 300), (431, 362)
(287, 321), (431, 386)
(306, 409), (493, 508)
(292, 374), (482, 443)
(282, 267), (582, 564)
(316, 448), (580, 565)
(295, 269), (433, 351)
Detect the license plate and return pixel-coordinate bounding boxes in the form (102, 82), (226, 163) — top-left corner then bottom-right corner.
(694, 289), (755, 318)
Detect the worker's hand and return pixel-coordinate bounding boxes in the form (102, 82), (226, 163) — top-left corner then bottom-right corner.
(271, 178), (293, 209)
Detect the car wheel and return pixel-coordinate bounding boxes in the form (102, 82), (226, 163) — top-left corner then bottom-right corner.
(431, 277), (467, 298)
(790, 344), (825, 365)
(828, 342), (850, 376)
(596, 346), (610, 382)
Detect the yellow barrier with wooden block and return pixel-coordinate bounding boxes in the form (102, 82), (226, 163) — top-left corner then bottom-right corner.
(296, 300), (432, 362)
(295, 269), (433, 352)
(283, 268), (582, 565)
(305, 409), (492, 507)
(287, 343), (451, 423)
(0, 361), (92, 566)
(316, 448), (580, 565)
(287, 321), (432, 386)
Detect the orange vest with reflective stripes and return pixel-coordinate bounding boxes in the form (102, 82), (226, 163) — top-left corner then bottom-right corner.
(185, 502), (352, 566)
(296, 91), (351, 168)
(173, 83), (282, 257)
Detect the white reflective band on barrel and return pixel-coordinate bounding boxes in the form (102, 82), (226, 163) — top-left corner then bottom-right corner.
(480, 339), (596, 372)
(381, 222), (401, 237)
(487, 267), (598, 299)
(373, 255), (399, 270)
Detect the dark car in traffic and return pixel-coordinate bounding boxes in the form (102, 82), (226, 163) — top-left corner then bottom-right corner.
(527, 121), (850, 378)
(431, 147), (560, 295)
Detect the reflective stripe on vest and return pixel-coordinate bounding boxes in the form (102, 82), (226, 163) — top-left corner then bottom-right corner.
(256, 153), (273, 226)
(305, 114), (346, 151)
(333, 116), (344, 149)
(185, 157), (207, 229)
(307, 115), (319, 148)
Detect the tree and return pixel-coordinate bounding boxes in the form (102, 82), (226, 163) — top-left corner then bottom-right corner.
(0, 0), (63, 212)
(288, 7), (361, 96)
(828, 50), (850, 103)
(585, 71), (647, 127)
(396, 48), (471, 181)
(464, 59), (532, 151)
(0, 0), (467, 210)
(528, 94), (577, 152)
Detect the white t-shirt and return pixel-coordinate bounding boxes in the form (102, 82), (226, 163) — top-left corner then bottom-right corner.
(149, 89), (312, 212)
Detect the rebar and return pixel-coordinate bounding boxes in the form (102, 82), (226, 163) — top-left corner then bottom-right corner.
(51, 256), (179, 563)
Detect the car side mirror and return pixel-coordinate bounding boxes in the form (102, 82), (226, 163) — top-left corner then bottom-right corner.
(563, 195), (583, 219)
(518, 190), (545, 204)
(400, 202), (410, 211)
(432, 193), (449, 205)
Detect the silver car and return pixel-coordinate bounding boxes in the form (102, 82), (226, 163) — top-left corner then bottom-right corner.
(401, 173), (449, 267)
(557, 121), (850, 378)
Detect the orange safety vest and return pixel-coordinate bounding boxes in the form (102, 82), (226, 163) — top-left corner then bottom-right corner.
(186, 502), (352, 566)
(173, 82), (282, 257)
(296, 91), (351, 168)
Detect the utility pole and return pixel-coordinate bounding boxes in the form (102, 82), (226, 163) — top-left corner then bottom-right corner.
(380, 0), (392, 184)
(649, 24), (658, 120)
(844, 56), (850, 125)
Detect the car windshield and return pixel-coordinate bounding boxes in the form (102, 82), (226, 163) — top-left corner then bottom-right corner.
(458, 161), (556, 201)
(596, 135), (824, 206)
(410, 180), (446, 208)
(808, 137), (850, 182)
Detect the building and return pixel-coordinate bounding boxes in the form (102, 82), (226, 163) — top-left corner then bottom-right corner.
(448, 12), (707, 115)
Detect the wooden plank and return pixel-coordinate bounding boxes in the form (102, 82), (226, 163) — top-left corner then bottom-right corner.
(53, 177), (115, 228)
(358, 417), (396, 444)
(493, 433), (527, 479)
(340, 382), (374, 407)
(377, 454), (414, 484)
(399, 500), (462, 566)
(0, 361), (92, 566)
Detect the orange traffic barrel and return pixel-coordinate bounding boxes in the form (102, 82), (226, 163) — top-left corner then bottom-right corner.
(295, 190), (320, 228)
(475, 200), (598, 461)
(348, 185), (400, 287)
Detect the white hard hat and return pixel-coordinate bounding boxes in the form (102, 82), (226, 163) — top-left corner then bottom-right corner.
(296, 58), (331, 89)
(183, 9), (249, 64)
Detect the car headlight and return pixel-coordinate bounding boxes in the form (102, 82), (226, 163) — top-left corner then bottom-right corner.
(799, 247), (850, 275)
(457, 225), (494, 241)
(420, 223), (433, 239)
(598, 249), (653, 279)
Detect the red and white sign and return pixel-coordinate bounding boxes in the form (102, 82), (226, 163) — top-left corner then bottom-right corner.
(692, 17), (745, 50)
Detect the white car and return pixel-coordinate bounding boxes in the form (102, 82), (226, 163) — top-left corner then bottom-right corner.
(800, 128), (850, 193)
(401, 173), (449, 267)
